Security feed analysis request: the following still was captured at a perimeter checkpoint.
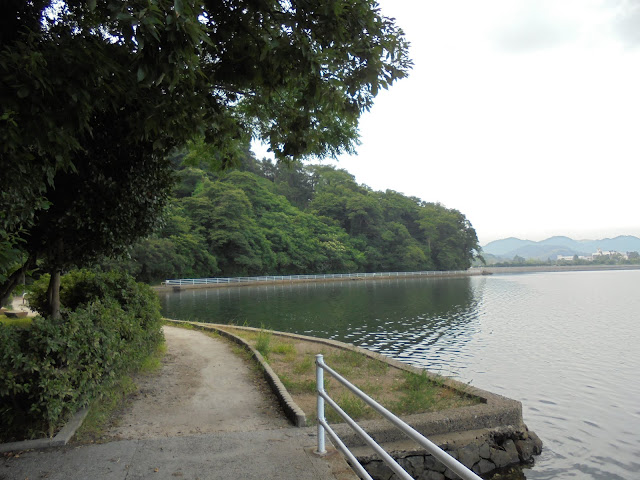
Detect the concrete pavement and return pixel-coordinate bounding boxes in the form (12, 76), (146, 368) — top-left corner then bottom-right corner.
(1, 427), (355, 480)
(0, 326), (357, 480)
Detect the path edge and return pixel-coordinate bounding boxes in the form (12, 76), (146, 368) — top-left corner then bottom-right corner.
(164, 320), (308, 427)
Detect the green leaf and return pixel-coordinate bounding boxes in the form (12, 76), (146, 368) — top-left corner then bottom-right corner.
(137, 65), (146, 82)
(174, 0), (184, 16)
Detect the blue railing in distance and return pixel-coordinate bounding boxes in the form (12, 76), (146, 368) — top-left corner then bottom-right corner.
(163, 270), (473, 286)
(315, 354), (483, 480)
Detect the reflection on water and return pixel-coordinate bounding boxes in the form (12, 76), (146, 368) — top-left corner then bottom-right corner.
(159, 271), (640, 480)
(161, 277), (480, 347)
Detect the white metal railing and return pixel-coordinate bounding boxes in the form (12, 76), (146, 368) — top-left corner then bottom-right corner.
(315, 354), (482, 480)
(163, 270), (473, 286)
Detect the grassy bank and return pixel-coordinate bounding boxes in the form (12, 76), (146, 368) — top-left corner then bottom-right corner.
(214, 325), (480, 424)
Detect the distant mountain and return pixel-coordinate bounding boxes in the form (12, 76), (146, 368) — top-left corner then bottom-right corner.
(480, 237), (537, 256)
(482, 235), (640, 260)
(538, 236), (583, 249)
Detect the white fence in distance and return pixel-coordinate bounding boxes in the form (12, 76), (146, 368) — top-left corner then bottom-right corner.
(163, 270), (474, 286)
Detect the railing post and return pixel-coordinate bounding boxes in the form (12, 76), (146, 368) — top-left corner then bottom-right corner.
(316, 354), (326, 454)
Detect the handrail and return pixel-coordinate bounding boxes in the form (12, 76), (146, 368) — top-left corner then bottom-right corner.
(163, 270), (474, 286)
(315, 354), (482, 480)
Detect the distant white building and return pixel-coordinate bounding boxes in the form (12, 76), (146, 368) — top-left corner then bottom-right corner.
(556, 254), (591, 261)
(556, 248), (630, 262)
(592, 248), (628, 260)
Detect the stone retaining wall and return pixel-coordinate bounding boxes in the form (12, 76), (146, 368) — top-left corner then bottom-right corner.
(358, 426), (542, 479)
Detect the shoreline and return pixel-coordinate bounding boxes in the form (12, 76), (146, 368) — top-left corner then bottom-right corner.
(152, 270), (479, 292)
(482, 264), (640, 274)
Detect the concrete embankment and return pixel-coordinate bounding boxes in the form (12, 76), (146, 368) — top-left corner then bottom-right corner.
(153, 264), (640, 294)
(167, 320), (543, 479)
(153, 270), (483, 293)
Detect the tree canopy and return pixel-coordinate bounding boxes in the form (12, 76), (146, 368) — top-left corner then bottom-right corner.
(110, 154), (481, 283)
(1, 0), (411, 315)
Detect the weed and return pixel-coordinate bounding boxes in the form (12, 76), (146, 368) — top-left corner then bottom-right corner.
(331, 349), (364, 368)
(272, 342), (296, 356)
(366, 358), (390, 376)
(139, 342), (167, 373)
(360, 380), (384, 396)
(164, 319), (194, 329)
(280, 374), (316, 394)
(255, 328), (272, 358)
(326, 349), (365, 376)
(326, 393), (371, 422)
(293, 355), (314, 374)
(392, 371), (438, 414)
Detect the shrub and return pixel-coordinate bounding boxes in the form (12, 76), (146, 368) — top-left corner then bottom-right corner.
(30, 269), (161, 330)
(0, 270), (163, 441)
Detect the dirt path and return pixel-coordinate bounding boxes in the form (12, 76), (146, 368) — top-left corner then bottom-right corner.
(104, 325), (290, 440)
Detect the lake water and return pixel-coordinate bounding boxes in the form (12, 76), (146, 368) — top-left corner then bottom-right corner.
(159, 270), (640, 479)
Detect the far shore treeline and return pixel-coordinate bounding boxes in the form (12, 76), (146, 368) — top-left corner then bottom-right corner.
(103, 150), (481, 284)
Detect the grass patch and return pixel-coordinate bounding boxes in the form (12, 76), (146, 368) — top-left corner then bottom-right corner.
(280, 374), (316, 395)
(163, 319), (194, 329)
(216, 325), (481, 425)
(272, 342), (296, 355)
(327, 349), (389, 377)
(326, 393), (372, 423)
(293, 355), (314, 374)
(392, 371), (438, 414)
(0, 315), (33, 328)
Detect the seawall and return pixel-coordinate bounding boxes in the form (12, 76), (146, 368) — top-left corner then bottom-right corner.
(154, 265), (640, 293)
(153, 270), (482, 292)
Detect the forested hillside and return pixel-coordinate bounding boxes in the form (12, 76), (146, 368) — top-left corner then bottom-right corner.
(113, 153), (481, 283)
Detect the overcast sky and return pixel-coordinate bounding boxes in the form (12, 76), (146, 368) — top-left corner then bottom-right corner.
(255, 0), (640, 246)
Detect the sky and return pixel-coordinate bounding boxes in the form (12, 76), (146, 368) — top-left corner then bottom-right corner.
(253, 0), (640, 246)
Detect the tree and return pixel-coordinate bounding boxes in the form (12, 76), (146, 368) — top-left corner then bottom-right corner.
(417, 203), (480, 271)
(4, 111), (174, 317)
(1, 0), (411, 314)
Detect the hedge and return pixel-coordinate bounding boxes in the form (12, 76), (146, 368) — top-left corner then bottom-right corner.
(0, 270), (163, 441)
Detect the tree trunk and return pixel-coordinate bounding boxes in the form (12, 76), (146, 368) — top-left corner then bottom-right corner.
(46, 238), (64, 319)
(46, 270), (62, 319)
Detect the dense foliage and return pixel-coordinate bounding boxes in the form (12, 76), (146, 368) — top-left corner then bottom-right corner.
(113, 155), (481, 283)
(1, 0), (411, 315)
(0, 271), (163, 441)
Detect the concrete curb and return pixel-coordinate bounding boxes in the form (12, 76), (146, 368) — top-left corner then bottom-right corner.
(0, 407), (89, 454)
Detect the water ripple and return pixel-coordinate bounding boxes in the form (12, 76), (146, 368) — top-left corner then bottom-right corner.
(160, 271), (640, 480)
